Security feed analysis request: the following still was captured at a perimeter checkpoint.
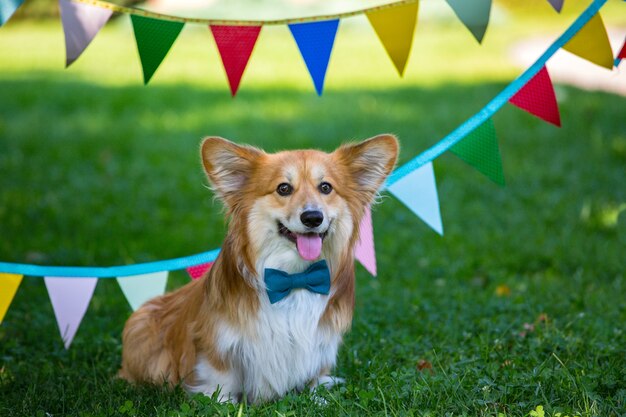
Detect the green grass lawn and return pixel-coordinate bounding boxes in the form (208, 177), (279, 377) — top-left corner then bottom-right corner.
(1, 1), (625, 415)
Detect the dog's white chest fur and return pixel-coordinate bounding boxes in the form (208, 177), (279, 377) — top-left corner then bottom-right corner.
(189, 253), (341, 402)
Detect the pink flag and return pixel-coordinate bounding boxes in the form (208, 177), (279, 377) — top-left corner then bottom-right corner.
(354, 206), (377, 276)
(59, 0), (112, 67)
(186, 262), (214, 280)
(44, 277), (97, 349)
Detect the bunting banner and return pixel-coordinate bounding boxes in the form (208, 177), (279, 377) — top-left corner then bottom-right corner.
(7, 0), (612, 93)
(44, 277), (97, 349)
(117, 271), (168, 311)
(210, 25), (261, 96)
(289, 19), (339, 95)
(366, 2), (419, 76)
(444, 0), (492, 43)
(387, 162), (444, 235)
(450, 118), (504, 185)
(59, 0), (113, 67)
(0, 0), (24, 26)
(0, 273), (22, 323)
(509, 66), (561, 127)
(354, 206), (377, 276)
(131, 14), (185, 84)
(547, 0), (565, 13)
(187, 262), (213, 280)
(0, 0), (623, 346)
(562, 13), (613, 69)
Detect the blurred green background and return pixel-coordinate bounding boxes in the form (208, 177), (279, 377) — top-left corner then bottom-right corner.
(0, 0), (625, 416)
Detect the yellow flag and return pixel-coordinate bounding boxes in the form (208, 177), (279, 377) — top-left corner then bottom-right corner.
(0, 273), (23, 323)
(562, 13), (613, 69)
(366, 2), (419, 76)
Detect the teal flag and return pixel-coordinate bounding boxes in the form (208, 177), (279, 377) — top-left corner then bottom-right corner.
(445, 0), (492, 43)
(117, 271), (168, 311)
(387, 162), (444, 235)
(131, 15), (184, 84)
(450, 118), (504, 186)
(1, 0), (24, 26)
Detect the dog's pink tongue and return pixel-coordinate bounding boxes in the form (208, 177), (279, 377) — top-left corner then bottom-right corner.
(296, 234), (322, 261)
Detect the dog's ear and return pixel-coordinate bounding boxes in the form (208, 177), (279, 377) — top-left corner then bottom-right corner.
(201, 137), (263, 206)
(334, 134), (399, 204)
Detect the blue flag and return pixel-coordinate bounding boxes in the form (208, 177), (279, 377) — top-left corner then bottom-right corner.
(1, 0), (25, 26)
(289, 19), (339, 95)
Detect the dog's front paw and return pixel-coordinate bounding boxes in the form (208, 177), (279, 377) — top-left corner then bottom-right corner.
(311, 375), (345, 391)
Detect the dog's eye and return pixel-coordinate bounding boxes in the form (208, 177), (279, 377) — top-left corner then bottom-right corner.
(276, 183), (293, 196)
(319, 182), (333, 195)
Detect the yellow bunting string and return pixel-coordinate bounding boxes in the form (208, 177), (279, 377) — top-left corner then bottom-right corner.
(73, 0), (419, 26)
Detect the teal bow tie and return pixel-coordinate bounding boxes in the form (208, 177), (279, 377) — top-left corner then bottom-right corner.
(264, 260), (331, 304)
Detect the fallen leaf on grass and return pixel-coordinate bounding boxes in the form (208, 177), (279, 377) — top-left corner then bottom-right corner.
(495, 284), (512, 297)
(416, 359), (434, 374)
(537, 313), (548, 323)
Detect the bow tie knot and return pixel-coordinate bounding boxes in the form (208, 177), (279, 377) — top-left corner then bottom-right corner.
(264, 260), (331, 304)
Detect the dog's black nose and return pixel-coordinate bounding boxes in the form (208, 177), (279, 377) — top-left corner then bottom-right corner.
(300, 210), (324, 228)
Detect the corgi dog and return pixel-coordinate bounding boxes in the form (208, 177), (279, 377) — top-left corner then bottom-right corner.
(119, 135), (399, 403)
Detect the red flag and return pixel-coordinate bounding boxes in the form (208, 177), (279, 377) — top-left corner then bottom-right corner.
(187, 262), (214, 280)
(619, 39), (626, 59)
(210, 25), (261, 96)
(509, 66), (561, 127)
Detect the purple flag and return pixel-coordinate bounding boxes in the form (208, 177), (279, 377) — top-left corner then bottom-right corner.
(59, 0), (112, 67)
(44, 277), (97, 349)
(547, 0), (564, 12)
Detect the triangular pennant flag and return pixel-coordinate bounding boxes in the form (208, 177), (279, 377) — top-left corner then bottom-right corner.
(0, 0), (24, 26)
(210, 25), (261, 96)
(366, 2), (419, 76)
(186, 262), (214, 280)
(131, 15), (184, 84)
(387, 162), (443, 235)
(0, 273), (23, 324)
(59, 0), (113, 67)
(117, 271), (168, 311)
(547, 0), (564, 13)
(562, 13), (613, 69)
(44, 277), (97, 349)
(450, 118), (504, 186)
(354, 206), (377, 276)
(509, 66), (561, 127)
(616, 39), (626, 66)
(289, 19), (339, 95)
(444, 0), (491, 43)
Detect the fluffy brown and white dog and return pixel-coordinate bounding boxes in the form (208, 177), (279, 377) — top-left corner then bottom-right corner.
(119, 135), (399, 403)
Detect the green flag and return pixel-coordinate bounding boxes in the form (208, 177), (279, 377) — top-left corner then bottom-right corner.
(450, 118), (504, 186)
(131, 15), (184, 84)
